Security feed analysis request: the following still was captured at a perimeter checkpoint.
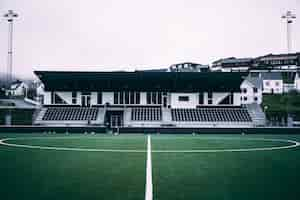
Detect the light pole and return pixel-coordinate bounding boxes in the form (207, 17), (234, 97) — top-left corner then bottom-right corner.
(281, 11), (296, 53)
(3, 10), (18, 88)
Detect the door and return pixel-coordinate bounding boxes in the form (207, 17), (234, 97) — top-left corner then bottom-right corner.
(105, 111), (124, 129)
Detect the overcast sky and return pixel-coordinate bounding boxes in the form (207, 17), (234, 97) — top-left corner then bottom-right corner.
(0, 0), (299, 79)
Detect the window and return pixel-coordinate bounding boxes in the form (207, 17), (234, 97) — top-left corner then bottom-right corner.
(243, 97), (248, 101)
(178, 96), (189, 101)
(136, 92), (140, 104)
(125, 92), (129, 104)
(253, 88), (258, 93)
(51, 92), (55, 104)
(208, 92), (213, 105)
(146, 92), (151, 104)
(130, 92), (135, 104)
(72, 92), (77, 98)
(54, 93), (67, 104)
(199, 93), (204, 104)
(275, 82), (280, 86)
(158, 92), (162, 104)
(120, 92), (124, 104)
(146, 92), (162, 104)
(97, 92), (102, 104)
(254, 97), (258, 101)
(152, 92), (157, 104)
(114, 92), (118, 104)
(242, 88), (247, 93)
(265, 81), (270, 86)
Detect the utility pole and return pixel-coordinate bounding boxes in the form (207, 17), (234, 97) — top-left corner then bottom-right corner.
(3, 10), (18, 88)
(281, 11), (296, 53)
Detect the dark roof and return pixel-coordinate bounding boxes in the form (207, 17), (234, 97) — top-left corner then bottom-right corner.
(261, 72), (282, 80)
(256, 52), (300, 60)
(34, 71), (247, 92)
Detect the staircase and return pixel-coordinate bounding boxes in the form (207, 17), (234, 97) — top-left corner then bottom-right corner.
(94, 108), (105, 125)
(246, 104), (266, 127)
(162, 108), (172, 123)
(34, 108), (47, 124)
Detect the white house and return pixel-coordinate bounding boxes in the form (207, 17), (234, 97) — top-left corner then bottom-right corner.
(240, 76), (263, 104)
(6, 80), (29, 97)
(260, 72), (283, 94)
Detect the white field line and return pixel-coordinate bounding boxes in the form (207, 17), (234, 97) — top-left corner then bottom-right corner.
(0, 138), (146, 153)
(145, 135), (153, 200)
(0, 137), (299, 153)
(152, 139), (300, 153)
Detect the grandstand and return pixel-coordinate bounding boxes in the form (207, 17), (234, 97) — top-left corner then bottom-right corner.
(34, 71), (266, 128)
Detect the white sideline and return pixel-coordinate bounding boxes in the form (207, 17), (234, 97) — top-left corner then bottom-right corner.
(145, 135), (153, 200)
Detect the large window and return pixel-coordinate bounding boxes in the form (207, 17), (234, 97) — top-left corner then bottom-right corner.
(113, 91), (140, 105)
(72, 92), (77, 104)
(208, 92), (213, 105)
(146, 92), (162, 105)
(199, 93), (204, 104)
(178, 96), (189, 101)
(51, 92), (67, 104)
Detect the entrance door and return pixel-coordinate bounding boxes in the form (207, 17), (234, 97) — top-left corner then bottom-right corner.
(111, 115), (122, 128)
(105, 111), (124, 129)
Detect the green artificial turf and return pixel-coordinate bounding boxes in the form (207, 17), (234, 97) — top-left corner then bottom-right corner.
(0, 134), (146, 200)
(151, 135), (290, 150)
(1, 133), (300, 200)
(7, 135), (146, 150)
(152, 134), (300, 200)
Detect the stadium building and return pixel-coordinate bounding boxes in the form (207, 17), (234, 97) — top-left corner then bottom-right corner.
(34, 71), (266, 128)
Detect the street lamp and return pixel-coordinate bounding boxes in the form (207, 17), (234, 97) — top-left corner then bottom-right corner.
(281, 11), (296, 53)
(3, 10), (18, 88)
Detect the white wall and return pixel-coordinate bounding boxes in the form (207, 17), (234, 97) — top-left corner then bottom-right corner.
(213, 93), (229, 104)
(170, 93), (197, 108)
(103, 92), (114, 104)
(56, 92), (72, 104)
(91, 92), (98, 105)
(44, 92), (51, 105)
(140, 92), (147, 105)
(233, 93), (242, 105)
(262, 80), (283, 94)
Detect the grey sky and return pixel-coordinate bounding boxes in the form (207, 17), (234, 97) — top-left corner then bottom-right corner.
(0, 0), (299, 78)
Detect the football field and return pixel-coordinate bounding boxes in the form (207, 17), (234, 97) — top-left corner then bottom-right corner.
(0, 133), (300, 200)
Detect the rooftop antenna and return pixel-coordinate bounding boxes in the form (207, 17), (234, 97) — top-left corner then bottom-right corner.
(3, 10), (18, 88)
(281, 11), (296, 53)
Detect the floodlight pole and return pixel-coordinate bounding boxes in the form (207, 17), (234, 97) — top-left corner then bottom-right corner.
(281, 11), (296, 53)
(3, 10), (18, 88)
